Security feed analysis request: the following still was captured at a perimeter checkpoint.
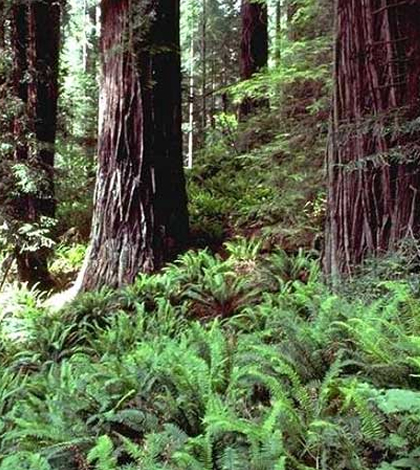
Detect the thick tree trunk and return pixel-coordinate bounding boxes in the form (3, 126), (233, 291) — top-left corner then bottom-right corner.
(239, 0), (268, 118)
(27, 0), (60, 208)
(11, 1), (60, 290)
(151, 0), (189, 260)
(324, 0), (420, 277)
(80, 0), (188, 291)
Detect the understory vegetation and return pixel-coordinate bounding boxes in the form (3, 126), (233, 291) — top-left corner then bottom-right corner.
(1, 37), (418, 470)
(1, 0), (420, 468)
(188, 110), (326, 252)
(1, 35), (418, 470)
(1, 239), (420, 470)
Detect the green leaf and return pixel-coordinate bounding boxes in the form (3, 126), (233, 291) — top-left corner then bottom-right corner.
(377, 390), (420, 414)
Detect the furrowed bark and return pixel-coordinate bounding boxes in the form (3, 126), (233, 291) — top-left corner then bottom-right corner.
(80, 0), (188, 291)
(324, 0), (420, 276)
(239, 0), (268, 118)
(11, 0), (60, 290)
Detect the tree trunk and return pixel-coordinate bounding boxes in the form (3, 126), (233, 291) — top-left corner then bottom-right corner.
(211, 52), (216, 128)
(80, 0), (188, 291)
(188, 27), (194, 169)
(286, 0), (297, 40)
(274, 0), (282, 66)
(324, 0), (420, 277)
(11, 0), (60, 290)
(11, 3), (28, 106)
(239, 0), (268, 118)
(151, 0), (189, 261)
(84, 0), (99, 158)
(201, 0), (207, 136)
(83, 0), (99, 76)
(82, 0), (88, 72)
(0, 0), (5, 49)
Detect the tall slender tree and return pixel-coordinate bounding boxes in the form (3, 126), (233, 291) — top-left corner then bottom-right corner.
(85, 0), (99, 75)
(239, 0), (268, 118)
(201, 0), (207, 134)
(324, 0), (420, 277)
(0, 0), (4, 49)
(286, 0), (297, 39)
(79, 0), (188, 291)
(10, 0), (61, 289)
(187, 19), (195, 169)
(274, 0), (282, 66)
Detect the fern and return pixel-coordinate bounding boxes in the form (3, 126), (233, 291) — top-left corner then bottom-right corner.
(87, 435), (117, 470)
(340, 380), (386, 441)
(2, 246), (420, 470)
(0, 452), (52, 470)
(217, 446), (249, 470)
(224, 237), (262, 261)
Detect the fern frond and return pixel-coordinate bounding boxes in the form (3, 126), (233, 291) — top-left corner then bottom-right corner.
(87, 435), (117, 470)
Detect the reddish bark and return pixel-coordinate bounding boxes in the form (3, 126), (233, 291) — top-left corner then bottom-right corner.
(325, 0), (420, 277)
(239, 0), (268, 118)
(11, 1), (60, 289)
(80, 0), (188, 291)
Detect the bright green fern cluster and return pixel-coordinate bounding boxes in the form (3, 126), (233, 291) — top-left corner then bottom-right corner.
(1, 243), (420, 469)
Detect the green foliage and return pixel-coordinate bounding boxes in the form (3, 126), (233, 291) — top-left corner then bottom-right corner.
(54, 144), (95, 238)
(183, 0), (331, 251)
(1, 245), (420, 469)
(0, 452), (51, 470)
(188, 107), (326, 251)
(49, 243), (87, 288)
(88, 436), (117, 470)
(1, 1), (418, 470)
(0, 40), (57, 266)
(377, 390), (420, 415)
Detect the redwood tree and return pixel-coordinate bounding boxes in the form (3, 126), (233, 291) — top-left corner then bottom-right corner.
(79, 0), (188, 291)
(324, 0), (420, 277)
(10, 0), (61, 289)
(239, 0), (268, 118)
